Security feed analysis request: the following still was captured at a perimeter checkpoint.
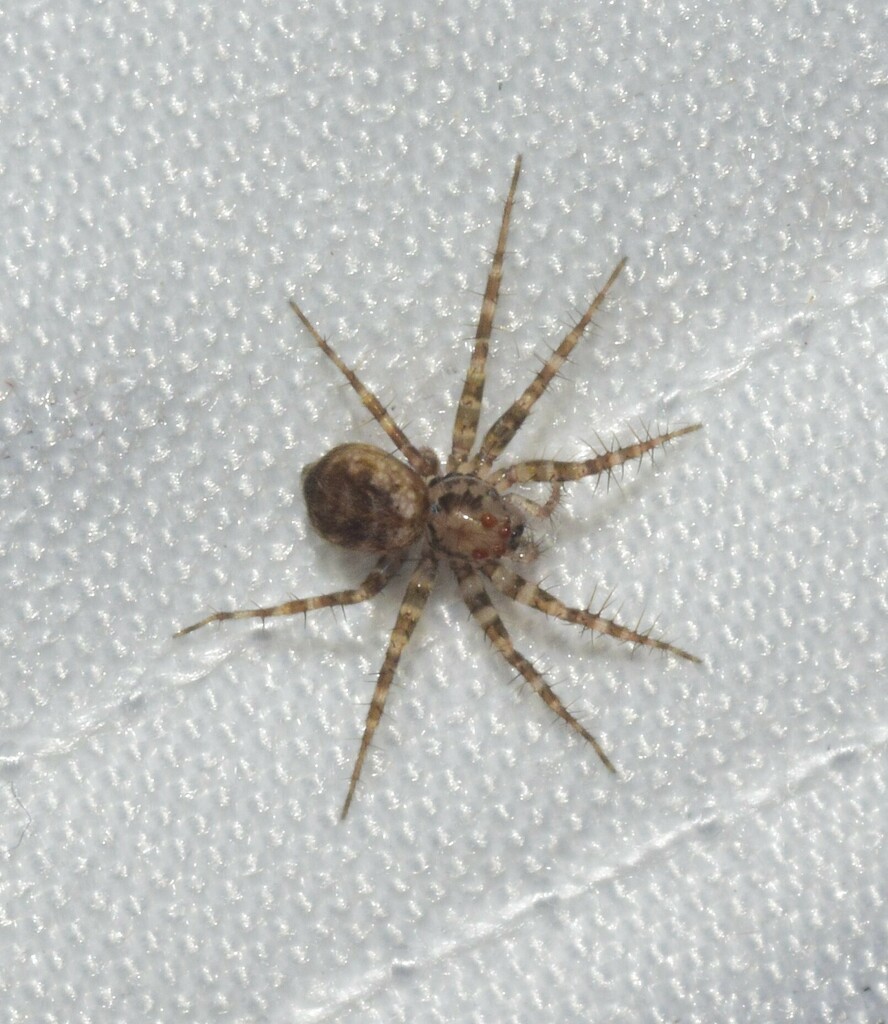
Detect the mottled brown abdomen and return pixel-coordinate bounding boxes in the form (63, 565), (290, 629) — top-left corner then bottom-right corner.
(302, 443), (430, 552)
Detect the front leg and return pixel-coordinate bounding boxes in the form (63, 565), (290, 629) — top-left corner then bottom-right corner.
(480, 562), (700, 663)
(489, 424), (702, 492)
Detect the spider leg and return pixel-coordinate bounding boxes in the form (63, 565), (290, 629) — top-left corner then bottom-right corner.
(341, 549), (439, 818)
(470, 258), (627, 471)
(448, 155), (523, 472)
(290, 301), (437, 477)
(480, 562), (700, 662)
(489, 424), (702, 491)
(451, 559), (615, 772)
(173, 552), (408, 638)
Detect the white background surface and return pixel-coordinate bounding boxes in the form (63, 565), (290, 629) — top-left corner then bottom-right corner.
(2, 1), (886, 1021)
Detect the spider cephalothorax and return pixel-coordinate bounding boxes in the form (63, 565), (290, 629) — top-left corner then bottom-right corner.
(427, 474), (536, 563)
(176, 156), (702, 818)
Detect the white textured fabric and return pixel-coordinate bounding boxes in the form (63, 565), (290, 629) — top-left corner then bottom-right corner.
(2, 1), (885, 1021)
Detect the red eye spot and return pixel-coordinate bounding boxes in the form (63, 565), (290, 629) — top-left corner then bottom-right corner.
(480, 513), (497, 529)
(498, 524), (511, 538)
(472, 548), (489, 560)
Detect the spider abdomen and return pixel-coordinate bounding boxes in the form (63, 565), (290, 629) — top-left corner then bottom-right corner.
(428, 475), (527, 562)
(302, 443), (429, 553)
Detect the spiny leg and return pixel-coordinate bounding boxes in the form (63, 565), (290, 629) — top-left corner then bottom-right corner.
(173, 551), (408, 638)
(341, 549), (439, 818)
(451, 559), (615, 772)
(290, 301), (437, 477)
(448, 155), (523, 472)
(470, 258), (628, 472)
(480, 562), (700, 662)
(489, 424), (702, 492)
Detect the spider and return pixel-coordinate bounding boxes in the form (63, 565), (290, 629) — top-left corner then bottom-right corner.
(175, 156), (702, 818)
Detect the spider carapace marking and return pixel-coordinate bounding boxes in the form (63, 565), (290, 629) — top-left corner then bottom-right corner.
(175, 156), (702, 819)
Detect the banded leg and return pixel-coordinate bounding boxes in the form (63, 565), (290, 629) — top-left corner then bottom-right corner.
(290, 301), (437, 477)
(489, 424), (702, 492)
(470, 258), (628, 471)
(341, 549), (439, 818)
(480, 563), (700, 662)
(448, 155), (523, 472)
(451, 560), (615, 772)
(173, 551), (408, 638)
